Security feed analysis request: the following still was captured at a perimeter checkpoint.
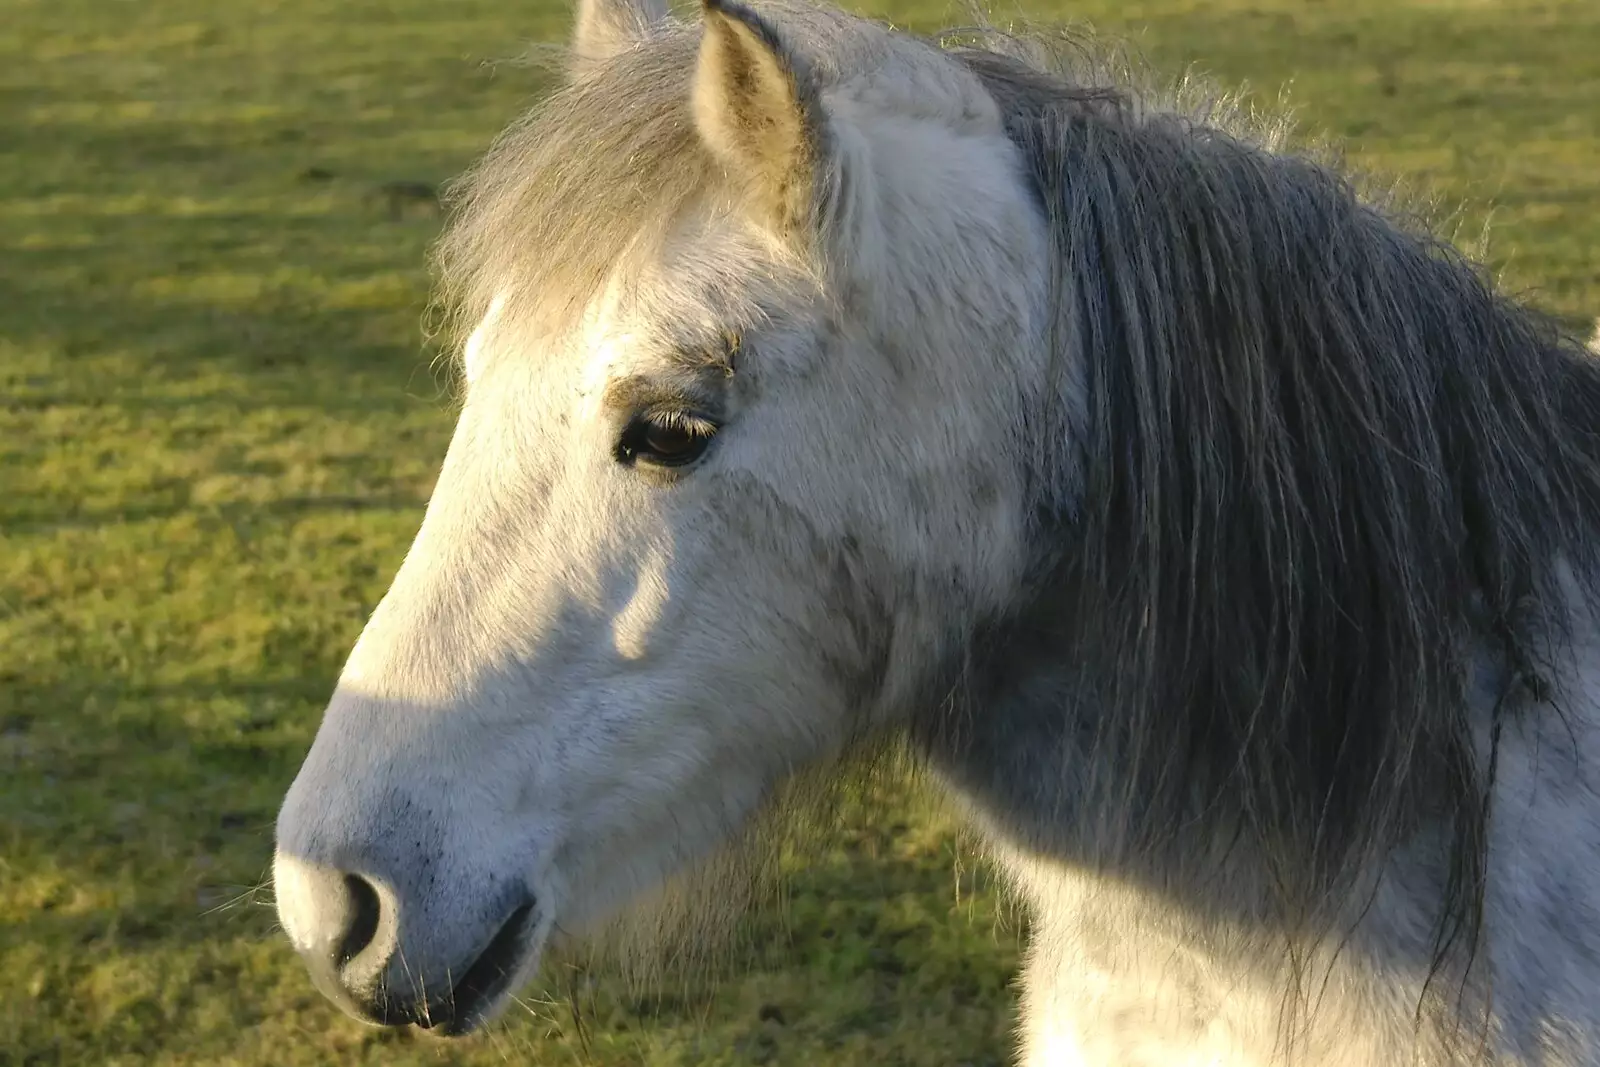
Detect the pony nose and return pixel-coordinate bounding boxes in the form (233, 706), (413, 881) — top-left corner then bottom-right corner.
(273, 853), (402, 1022)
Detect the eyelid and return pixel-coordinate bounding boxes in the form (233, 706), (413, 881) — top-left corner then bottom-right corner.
(600, 375), (725, 423)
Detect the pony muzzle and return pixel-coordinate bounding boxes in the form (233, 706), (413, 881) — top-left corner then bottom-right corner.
(273, 851), (541, 1035)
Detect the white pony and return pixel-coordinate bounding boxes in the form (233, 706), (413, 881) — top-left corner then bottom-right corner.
(274, 1), (1600, 1062)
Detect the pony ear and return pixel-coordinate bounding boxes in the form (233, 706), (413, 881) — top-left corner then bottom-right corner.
(572, 0), (670, 78)
(692, 0), (823, 234)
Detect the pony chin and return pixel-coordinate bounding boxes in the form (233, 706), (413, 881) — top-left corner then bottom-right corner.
(547, 746), (912, 998)
(548, 839), (773, 997)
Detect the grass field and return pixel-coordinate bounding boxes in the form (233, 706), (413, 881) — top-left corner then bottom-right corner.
(3, 0), (1597, 1064)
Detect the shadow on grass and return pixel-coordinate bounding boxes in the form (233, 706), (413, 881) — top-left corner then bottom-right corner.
(6, 493), (430, 537)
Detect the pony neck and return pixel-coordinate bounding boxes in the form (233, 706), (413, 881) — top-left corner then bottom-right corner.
(907, 572), (1600, 1065)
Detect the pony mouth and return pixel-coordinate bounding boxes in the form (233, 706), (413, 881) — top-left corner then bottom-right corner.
(416, 901), (541, 1037)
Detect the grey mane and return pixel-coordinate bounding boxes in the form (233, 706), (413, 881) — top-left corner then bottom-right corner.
(434, 0), (1600, 1019)
(939, 38), (1600, 988)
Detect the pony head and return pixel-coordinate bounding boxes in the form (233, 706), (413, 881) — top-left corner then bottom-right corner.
(274, 0), (1051, 1031)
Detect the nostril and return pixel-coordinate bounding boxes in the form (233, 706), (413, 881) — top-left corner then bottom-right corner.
(274, 853), (401, 1021)
(337, 873), (382, 968)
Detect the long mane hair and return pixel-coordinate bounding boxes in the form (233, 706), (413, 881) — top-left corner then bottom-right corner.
(950, 30), (1600, 976)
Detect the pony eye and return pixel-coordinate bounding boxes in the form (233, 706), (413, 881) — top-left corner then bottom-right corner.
(616, 412), (718, 470)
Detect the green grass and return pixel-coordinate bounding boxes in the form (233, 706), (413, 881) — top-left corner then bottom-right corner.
(3, 0), (1597, 1063)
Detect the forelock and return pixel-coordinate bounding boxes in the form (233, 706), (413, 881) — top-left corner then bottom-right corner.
(433, 24), (719, 363)
(430, 2), (1050, 368)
